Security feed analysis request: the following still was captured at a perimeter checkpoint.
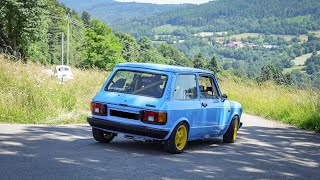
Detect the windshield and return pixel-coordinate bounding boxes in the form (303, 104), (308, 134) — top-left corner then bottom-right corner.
(105, 70), (168, 98)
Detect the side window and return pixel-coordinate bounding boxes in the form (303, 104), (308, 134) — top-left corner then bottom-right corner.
(199, 75), (219, 99)
(174, 75), (197, 100)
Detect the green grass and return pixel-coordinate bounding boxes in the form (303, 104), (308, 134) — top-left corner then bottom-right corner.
(0, 55), (107, 124)
(283, 65), (305, 73)
(293, 51), (320, 66)
(152, 24), (186, 35)
(285, 15), (311, 23)
(219, 76), (320, 132)
(214, 33), (260, 41)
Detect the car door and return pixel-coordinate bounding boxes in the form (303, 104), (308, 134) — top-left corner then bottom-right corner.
(167, 74), (202, 140)
(198, 74), (228, 135)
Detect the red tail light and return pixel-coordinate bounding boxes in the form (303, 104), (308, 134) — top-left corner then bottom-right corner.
(143, 111), (167, 125)
(90, 102), (106, 116)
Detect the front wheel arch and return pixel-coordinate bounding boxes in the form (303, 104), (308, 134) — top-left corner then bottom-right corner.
(223, 115), (239, 143)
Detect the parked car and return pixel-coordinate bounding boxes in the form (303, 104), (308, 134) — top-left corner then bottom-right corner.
(87, 63), (243, 153)
(52, 65), (74, 80)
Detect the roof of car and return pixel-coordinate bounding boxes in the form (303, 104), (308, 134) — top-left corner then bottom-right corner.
(116, 63), (212, 74)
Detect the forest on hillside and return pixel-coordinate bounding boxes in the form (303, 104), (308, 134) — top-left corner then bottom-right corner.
(116, 0), (320, 36)
(113, 0), (320, 89)
(58, 0), (187, 24)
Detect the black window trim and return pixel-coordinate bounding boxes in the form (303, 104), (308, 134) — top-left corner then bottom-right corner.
(173, 73), (198, 100)
(198, 73), (221, 99)
(104, 69), (169, 99)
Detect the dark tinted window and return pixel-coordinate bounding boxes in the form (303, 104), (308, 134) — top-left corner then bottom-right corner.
(105, 70), (167, 98)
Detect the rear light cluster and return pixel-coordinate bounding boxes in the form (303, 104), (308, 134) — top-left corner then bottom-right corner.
(90, 102), (107, 116)
(90, 102), (167, 125)
(142, 111), (167, 125)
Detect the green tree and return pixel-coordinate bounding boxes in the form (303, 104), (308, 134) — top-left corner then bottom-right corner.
(157, 43), (192, 67)
(80, 19), (123, 70)
(0, 0), (49, 61)
(138, 36), (153, 50)
(285, 70), (310, 88)
(116, 32), (139, 62)
(193, 53), (206, 69)
(209, 56), (221, 74)
(257, 64), (286, 85)
(81, 11), (91, 26)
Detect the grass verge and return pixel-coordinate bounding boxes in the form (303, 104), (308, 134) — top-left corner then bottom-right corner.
(0, 55), (106, 124)
(219, 76), (320, 132)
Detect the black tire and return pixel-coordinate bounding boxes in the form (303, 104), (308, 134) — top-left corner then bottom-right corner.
(164, 122), (188, 154)
(92, 128), (115, 143)
(223, 116), (239, 143)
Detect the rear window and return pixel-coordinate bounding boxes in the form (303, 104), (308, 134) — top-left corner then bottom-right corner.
(58, 67), (70, 71)
(105, 70), (168, 98)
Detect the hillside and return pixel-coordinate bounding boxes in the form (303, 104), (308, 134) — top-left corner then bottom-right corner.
(58, 0), (189, 24)
(115, 0), (320, 35)
(110, 0), (320, 88)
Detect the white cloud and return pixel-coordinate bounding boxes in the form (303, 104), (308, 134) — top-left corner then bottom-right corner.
(115, 0), (210, 5)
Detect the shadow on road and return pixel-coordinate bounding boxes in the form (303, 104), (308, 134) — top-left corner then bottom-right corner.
(0, 124), (319, 179)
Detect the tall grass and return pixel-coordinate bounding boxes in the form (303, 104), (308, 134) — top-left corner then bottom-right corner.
(219, 75), (320, 132)
(0, 55), (107, 124)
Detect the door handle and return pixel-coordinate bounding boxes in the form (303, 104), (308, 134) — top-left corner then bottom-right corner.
(202, 102), (208, 107)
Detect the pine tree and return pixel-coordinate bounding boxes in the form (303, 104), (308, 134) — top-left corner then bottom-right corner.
(193, 53), (206, 69)
(81, 11), (91, 27)
(209, 56), (221, 74)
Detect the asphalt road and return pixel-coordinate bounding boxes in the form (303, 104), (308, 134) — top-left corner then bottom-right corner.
(0, 114), (319, 180)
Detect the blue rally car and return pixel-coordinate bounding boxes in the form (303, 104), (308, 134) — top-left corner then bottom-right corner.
(87, 63), (242, 153)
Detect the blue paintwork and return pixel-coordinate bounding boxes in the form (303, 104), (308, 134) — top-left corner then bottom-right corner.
(89, 63), (243, 141)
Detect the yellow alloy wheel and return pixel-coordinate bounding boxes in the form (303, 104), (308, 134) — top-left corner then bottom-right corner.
(104, 133), (113, 140)
(175, 125), (187, 151)
(233, 120), (238, 141)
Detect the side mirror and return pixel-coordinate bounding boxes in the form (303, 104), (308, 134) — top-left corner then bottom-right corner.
(221, 94), (228, 102)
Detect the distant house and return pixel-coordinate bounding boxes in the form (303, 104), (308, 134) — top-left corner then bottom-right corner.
(246, 43), (259, 49)
(215, 41), (224, 46)
(226, 42), (237, 48)
(225, 41), (244, 48)
(194, 32), (214, 37)
(152, 41), (166, 44)
(262, 45), (278, 49)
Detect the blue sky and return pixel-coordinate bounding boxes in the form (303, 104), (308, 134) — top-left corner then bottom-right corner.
(115, 0), (211, 4)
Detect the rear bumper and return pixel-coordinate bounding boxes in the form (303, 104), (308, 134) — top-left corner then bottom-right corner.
(87, 117), (169, 139)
